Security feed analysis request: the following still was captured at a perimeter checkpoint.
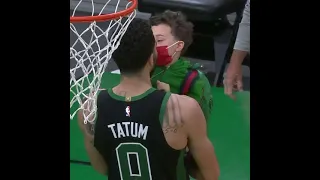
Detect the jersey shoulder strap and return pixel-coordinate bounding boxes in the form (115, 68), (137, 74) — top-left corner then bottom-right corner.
(179, 63), (201, 95)
(158, 92), (171, 125)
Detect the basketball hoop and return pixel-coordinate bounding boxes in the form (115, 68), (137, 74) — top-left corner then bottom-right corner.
(70, 0), (137, 124)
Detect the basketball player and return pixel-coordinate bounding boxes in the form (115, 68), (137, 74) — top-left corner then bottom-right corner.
(78, 18), (219, 180)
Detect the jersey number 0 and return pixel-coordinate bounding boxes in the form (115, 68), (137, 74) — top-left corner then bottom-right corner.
(116, 143), (152, 180)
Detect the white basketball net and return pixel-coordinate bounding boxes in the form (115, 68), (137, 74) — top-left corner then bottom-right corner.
(70, 0), (136, 124)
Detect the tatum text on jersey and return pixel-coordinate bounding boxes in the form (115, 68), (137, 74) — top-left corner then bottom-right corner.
(108, 122), (149, 140)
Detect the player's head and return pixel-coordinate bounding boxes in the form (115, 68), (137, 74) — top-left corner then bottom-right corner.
(150, 10), (194, 66)
(113, 18), (157, 76)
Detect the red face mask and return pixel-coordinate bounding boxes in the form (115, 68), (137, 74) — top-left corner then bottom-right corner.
(156, 41), (179, 66)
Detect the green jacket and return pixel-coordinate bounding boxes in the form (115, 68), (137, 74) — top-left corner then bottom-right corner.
(151, 57), (213, 121)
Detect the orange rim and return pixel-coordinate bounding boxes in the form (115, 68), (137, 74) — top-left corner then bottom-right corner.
(70, 0), (137, 23)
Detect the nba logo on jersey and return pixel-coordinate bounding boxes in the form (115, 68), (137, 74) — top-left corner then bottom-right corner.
(125, 106), (130, 117)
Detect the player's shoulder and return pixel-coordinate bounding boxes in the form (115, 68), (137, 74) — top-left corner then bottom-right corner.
(96, 88), (109, 102)
(169, 94), (201, 113)
(168, 94), (204, 129)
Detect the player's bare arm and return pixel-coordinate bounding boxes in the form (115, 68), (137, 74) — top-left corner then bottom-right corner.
(77, 99), (108, 175)
(162, 93), (219, 179)
(181, 95), (220, 180)
(161, 94), (188, 150)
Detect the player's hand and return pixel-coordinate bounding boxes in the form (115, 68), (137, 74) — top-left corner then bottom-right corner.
(224, 64), (243, 99)
(157, 80), (170, 92)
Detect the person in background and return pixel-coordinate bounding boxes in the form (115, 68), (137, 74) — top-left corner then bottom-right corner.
(150, 10), (216, 179)
(224, 0), (250, 99)
(150, 10), (213, 121)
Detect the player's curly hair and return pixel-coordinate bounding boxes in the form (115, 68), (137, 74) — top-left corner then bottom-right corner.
(149, 10), (194, 54)
(113, 18), (155, 75)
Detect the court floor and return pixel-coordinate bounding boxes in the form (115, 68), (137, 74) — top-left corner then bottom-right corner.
(70, 72), (250, 180)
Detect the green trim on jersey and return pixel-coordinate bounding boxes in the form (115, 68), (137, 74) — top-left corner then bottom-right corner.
(159, 92), (171, 125)
(176, 150), (187, 180)
(107, 88), (156, 101)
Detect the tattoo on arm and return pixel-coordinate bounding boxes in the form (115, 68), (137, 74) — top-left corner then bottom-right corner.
(83, 90), (128, 142)
(85, 123), (95, 136)
(162, 95), (183, 134)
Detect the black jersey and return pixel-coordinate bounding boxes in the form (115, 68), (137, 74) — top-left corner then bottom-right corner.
(93, 88), (187, 180)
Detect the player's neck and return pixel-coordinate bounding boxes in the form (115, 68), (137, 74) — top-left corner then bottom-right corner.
(118, 74), (152, 93)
